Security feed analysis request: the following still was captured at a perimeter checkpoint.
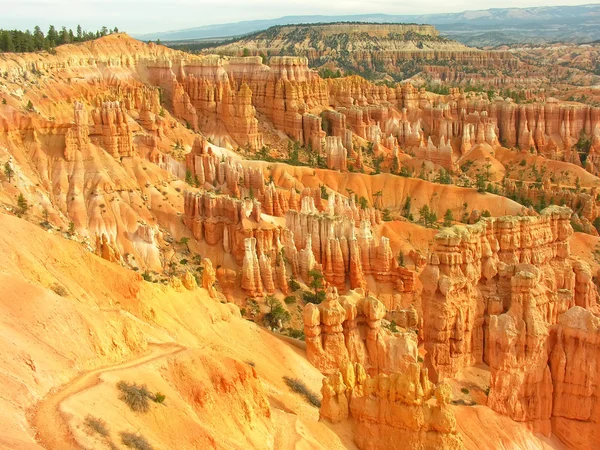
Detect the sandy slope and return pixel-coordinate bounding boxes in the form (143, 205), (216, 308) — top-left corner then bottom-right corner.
(454, 406), (566, 450)
(31, 343), (185, 450)
(0, 212), (350, 449)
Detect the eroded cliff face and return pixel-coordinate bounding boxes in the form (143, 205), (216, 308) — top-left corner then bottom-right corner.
(303, 287), (418, 376)
(320, 361), (463, 450)
(549, 307), (600, 450)
(419, 205), (599, 443)
(2, 32), (600, 450)
(205, 23), (518, 82)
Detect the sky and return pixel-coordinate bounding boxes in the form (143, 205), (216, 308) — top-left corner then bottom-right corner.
(0, 0), (592, 34)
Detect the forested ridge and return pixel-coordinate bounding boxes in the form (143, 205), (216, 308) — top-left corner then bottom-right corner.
(0, 25), (120, 53)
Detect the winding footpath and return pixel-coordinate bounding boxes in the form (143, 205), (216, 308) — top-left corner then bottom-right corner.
(29, 343), (186, 450)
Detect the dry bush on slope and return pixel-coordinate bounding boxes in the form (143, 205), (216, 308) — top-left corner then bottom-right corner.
(117, 381), (151, 413)
(84, 414), (109, 437)
(121, 432), (153, 450)
(283, 376), (321, 407)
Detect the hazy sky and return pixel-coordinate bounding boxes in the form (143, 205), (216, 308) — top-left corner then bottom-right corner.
(0, 0), (591, 34)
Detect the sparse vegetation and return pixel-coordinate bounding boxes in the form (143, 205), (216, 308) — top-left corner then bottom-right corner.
(51, 283), (68, 297)
(152, 392), (166, 404)
(117, 381), (151, 413)
(443, 209), (454, 227)
(121, 432), (153, 450)
(461, 387), (470, 395)
(16, 193), (28, 217)
(3, 161), (14, 183)
(288, 277), (301, 291)
(84, 414), (109, 437)
(263, 295), (291, 329)
(283, 376), (321, 407)
(397, 252), (405, 267)
(419, 204), (437, 227)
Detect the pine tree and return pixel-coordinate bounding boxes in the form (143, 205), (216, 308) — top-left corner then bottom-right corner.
(76, 25), (82, 41)
(419, 205), (431, 226)
(443, 209), (454, 227)
(33, 26), (44, 50)
(4, 161), (14, 183)
(0, 31), (16, 52)
(397, 252), (405, 267)
(47, 25), (58, 46)
(16, 193), (28, 217)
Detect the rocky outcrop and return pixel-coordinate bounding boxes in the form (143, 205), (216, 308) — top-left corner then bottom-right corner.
(487, 267), (555, 435)
(285, 197), (414, 292)
(421, 206), (597, 382)
(181, 271), (198, 290)
(320, 361), (463, 450)
(202, 258), (217, 297)
(64, 102), (90, 161)
(95, 233), (121, 263)
(325, 136), (347, 171)
(549, 307), (600, 450)
(90, 101), (134, 158)
(241, 237), (263, 297)
(421, 205), (600, 444)
(486, 268), (600, 440)
(304, 287), (418, 376)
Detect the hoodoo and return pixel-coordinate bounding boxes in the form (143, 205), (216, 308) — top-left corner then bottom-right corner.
(1, 6), (600, 450)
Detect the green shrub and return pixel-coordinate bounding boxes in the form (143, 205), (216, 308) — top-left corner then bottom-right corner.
(121, 432), (153, 450)
(461, 387), (470, 395)
(84, 415), (109, 437)
(284, 328), (305, 340)
(117, 381), (151, 413)
(152, 392), (166, 404)
(264, 296), (291, 329)
(283, 376), (321, 407)
(284, 296), (296, 305)
(288, 278), (301, 291)
(302, 290), (325, 304)
(141, 271), (152, 282)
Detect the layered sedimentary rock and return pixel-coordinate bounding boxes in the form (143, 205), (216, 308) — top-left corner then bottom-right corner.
(285, 196), (414, 292)
(202, 257), (217, 297)
(486, 266), (600, 438)
(420, 206), (598, 382)
(95, 233), (121, 263)
(320, 361), (463, 450)
(304, 287), (418, 375)
(549, 307), (600, 450)
(64, 102), (90, 161)
(183, 184), (415, 298)
(420, 205), (600, 444)
(138, 42), (600, 176)
(325, 136), (347, 171)
(487, 267), (555, 435)
(90, 101), (134, 158)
